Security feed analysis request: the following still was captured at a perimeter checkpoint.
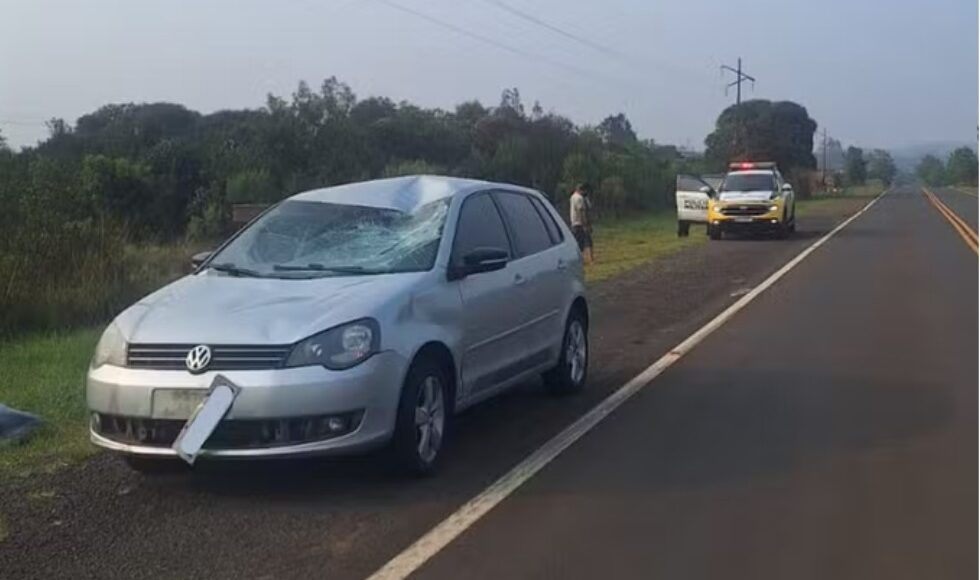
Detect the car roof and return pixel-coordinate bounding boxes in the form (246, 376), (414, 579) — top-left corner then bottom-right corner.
(290, 175), (534, 212)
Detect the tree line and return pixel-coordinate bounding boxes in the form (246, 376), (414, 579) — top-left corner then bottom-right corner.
(915, 148), (979, 187)
(0, 78), (822, 334)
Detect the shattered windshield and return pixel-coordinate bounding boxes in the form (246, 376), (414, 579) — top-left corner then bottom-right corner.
(208, 199), (450, 277)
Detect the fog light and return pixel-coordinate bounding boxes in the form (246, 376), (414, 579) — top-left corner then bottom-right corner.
(327, 416), (348, 432)
(771, 219), (778, 224)
(712, 220), (720, 225)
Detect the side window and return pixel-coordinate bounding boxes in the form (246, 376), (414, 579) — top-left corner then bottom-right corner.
(494, 191), (553, 257)
(452, 193), (511, 265)
(530, 196), (563, 244)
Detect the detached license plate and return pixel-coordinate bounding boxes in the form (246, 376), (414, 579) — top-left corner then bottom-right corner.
(733, 217), (754, 223)
(173, 375), (240, 465)
(152, 389), (207, 419)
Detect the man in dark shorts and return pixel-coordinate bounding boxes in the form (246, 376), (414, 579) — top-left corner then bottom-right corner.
(569, 183), (593, 263)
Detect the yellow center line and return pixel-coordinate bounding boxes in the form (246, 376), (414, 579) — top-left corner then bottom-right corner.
(923, 187), (978, 254)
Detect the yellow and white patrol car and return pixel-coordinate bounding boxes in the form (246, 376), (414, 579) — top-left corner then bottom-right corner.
(707, 162), (796, 240)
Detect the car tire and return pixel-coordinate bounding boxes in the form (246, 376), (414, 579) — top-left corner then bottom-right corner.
(390, 355), (451, 476)
(677, 220), (690, 237)
(708, 225), (722, 240)
(544, 309), (589, 395)
(776, 213), (791, 239)
(123, 455), (189, 475)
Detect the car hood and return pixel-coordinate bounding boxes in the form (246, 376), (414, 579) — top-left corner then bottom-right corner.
(115, 271), (426, 345)
(717, 191), (775, 203)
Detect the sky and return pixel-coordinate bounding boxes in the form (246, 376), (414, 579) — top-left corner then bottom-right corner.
(1, 0), (977, 151)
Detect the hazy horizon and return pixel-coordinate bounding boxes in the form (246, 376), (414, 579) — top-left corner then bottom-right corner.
(2, 0), (977, 152)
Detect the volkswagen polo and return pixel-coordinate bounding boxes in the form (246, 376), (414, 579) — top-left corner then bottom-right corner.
(87, 175), (589, 475)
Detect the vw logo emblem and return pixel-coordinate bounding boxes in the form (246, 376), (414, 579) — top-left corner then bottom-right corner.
(185, 345), (212, 374)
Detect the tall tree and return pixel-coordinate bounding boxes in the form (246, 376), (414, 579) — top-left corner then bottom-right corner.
(704, 99), (817, 172)
(866, 149), (897, 185)
(844, 146), (867, 185)
(916, 154), (946, 186)
(945, 147), (978, 185)
(597, 113), (637, 148)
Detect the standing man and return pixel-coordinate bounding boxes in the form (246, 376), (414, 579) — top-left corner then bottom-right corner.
(569, 183), (594, 264)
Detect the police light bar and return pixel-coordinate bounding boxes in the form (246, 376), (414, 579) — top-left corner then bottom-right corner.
(729, 161), (776, 170)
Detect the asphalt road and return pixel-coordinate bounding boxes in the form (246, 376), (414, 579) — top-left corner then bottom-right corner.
(1, 188), (974, 579)
(414, 185), (978, 579)
(933, 186), (978, 232)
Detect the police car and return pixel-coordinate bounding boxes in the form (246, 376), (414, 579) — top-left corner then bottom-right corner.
(705, 162), (796, 240)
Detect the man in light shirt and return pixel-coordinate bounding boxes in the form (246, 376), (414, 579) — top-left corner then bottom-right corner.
(569, 183), (594, 264)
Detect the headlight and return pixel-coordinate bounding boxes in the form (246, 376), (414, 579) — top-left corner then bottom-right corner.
(286, 319), (380, 370)
(91, 323), (127, 369)
(769, 205), (779, 212)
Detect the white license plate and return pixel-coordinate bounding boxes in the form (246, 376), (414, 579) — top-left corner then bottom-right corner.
(173, 376), (240, 465)
(152, 389), (208, 419)
(733, 217), (754, 223)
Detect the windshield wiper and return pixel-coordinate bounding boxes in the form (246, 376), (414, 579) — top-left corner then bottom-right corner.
(273, 263), (370, 274)
(209, 262), (264, 277)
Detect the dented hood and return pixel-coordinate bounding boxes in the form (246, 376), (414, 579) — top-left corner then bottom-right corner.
(115, 271), (424, 345)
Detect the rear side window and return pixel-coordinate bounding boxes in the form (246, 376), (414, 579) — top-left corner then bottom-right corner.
(530, 196), (563, 244)
(452, 193), (511, 265)
(494, 192), (553, 257)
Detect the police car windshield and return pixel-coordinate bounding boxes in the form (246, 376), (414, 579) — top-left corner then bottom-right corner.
(721, 173), (775, 192)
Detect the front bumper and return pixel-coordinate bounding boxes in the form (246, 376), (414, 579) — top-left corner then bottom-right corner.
(709, 206), (783, 231)
(86, 351), (409, 458)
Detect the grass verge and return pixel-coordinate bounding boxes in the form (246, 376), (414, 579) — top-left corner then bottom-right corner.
(0, 329), (101, 477)
(585, 211), (704, 283)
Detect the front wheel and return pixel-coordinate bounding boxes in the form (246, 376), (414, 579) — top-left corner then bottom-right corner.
(544, 310), (589, 395)
(708, 225), (722, 240)
(390, 356), (450, 476)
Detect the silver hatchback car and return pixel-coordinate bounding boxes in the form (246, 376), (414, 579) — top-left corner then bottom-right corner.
(87, 175), (589, 474)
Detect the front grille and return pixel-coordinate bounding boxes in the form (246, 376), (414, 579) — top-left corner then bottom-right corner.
(720, 204), (769, 216)
(127, 344), (291, 371)
(94, 412), (364, 449)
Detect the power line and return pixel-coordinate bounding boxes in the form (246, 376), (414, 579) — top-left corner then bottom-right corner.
(375, 0), (612, 84)
(477, 0), (709, 85)
(477, 0), (626, 60)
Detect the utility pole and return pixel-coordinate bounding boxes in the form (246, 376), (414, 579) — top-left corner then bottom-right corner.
(721, 57), (756, 157)
(821, 128), (828, 188)
(721, 57), (755, 105)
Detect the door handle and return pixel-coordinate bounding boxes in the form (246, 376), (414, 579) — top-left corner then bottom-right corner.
(557, 259), (567, 270)
(513, 273), (526, 286)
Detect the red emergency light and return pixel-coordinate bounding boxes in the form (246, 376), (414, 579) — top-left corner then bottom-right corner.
(729, 161), (776, 170)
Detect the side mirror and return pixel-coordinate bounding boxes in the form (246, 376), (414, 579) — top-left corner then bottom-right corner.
(449, 247), (509, 280)
(191, 251), (212, 269)
(781, 183), (793, 192)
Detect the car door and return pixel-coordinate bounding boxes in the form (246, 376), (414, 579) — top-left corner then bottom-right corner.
(450, 192), (526, 401)
(675, 174), (712, 224)
(492, 190), (565, 372)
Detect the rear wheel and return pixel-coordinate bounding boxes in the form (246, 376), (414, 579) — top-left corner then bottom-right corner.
(390, 355), (450, 476)
(677, 220), (690, 237)
(544, 310), (589, 395)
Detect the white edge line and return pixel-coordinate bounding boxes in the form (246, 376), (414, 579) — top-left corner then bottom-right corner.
(368, 189), (889, 580)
